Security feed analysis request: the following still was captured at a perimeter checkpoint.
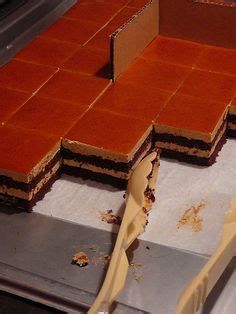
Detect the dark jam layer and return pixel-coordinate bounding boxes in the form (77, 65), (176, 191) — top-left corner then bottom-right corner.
(155, 120), (226, 150)
(228, 114), (236, 123)
(227, 129), (236, 138)
(63, 165), (127, 189)
(160, 132), (227, 166)
(62, 131), (153, 173)
(0, 169), (61, 212)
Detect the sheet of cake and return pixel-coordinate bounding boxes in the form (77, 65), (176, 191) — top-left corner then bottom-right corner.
(34, 139), (236, 256)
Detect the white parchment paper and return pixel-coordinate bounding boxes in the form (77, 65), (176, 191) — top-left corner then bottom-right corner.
(35, 139), (236, 256)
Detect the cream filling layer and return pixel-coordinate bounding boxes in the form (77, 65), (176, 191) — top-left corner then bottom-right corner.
(155, 109), (228, 142)
(0, 144), (60, 183)
(62, 126), (152, 163)
(0, 162), (60, 201)
(64, 142), (152, 179)
(228, 122), (236, 130)
(156, 126), (226, 158)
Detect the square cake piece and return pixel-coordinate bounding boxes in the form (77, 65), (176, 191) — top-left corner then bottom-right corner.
(7, 96), (87, 137)
(62, 108), (153, 188)
(228, 98), (236, 137)
(0, 87), (30, 123)
(93, 82), (171, 122)
(0, 125), (61, 211)
(154, 93), (229, 166)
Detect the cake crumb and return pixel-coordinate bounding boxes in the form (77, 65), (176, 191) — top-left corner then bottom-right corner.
(72, 252), (89, 267)
(177, 200), (205, 232)
(91, 254), (111, 266)
(99, 209), (122, 225)
(129, 262), (143, 282)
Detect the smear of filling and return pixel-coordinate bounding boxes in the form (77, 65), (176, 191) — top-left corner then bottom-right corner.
(177, 200), (206, 232)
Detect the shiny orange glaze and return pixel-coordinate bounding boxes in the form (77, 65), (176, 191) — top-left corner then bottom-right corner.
(37, 70), (110, 106)
(231, 98), (236, 111)
(86, 7), (137, 50)
(0, 60), (57, 93)
(7, 96), (87, 137)
(0, 125), (59, 176)
(94, 82), (171, 121)
(63, 1), (123, 26)
(141, 35), (204, 67)
(86, 25), (114, 50)
(127, 0), (150, 9)
(178, 69), (236, 104)
(40, 17), (101, 45)
(118, 57), (191, 93)
(62, 46), (110, 77)
(195, 45), (236, 77)
(64, 108), (151, 155)
(155, 92), (228, 134)
(78, 0), (130, 6)
(0, 88), (31, 123)
(14, 37), (79, 67)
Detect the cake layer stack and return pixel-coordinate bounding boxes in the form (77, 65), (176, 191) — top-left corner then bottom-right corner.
(62, 109), (154, 188)
(0, 126), (61, 211)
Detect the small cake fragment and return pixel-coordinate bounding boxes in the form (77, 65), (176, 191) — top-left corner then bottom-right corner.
(0, 125), (61, 211)
(62, 109), (154, 189)
(228, 98), (236, 138)
(99, 209), (122, 225)
(72, 252), (89, 267)
(154, 93), (229, 166)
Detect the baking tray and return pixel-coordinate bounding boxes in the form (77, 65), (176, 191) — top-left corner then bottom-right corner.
(0, 207), (209, 313)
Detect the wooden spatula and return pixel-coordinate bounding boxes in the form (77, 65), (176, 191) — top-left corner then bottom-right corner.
(176, 197), (236, 314)
(88, 150), (160, 314)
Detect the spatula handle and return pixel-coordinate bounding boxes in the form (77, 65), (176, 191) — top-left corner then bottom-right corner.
(176, 235), (236, 314)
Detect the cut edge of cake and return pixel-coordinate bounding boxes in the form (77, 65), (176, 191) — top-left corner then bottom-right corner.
(0, 128), (62, 212)
(154, 104), (229, 166)
(62, 125), (154, 189)
(228, 100), (236, 138)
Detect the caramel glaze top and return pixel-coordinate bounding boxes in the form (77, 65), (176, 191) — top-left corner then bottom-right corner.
(155, 93), (228, 134)
(0, 125), (60, 176)
(64, 108), (151, 155)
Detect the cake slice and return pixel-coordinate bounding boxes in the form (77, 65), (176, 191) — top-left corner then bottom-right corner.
(62, 109), (153, 188)
(228, 98), (236, 138)
(154, 93), (229, 166)
(0, 125), (61, 211)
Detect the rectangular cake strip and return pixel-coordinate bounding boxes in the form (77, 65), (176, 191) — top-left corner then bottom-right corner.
(62, 109), (154, 188)
(155, 119), (227, 166)
(63, 130), (153, 188)
(0, 126), (61, 211)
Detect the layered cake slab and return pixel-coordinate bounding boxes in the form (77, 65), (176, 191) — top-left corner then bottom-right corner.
(228, 98), (236, 137)
(154, 93), (229, 165)
(0, 125), (61, 211)
(62, 108), (154, 188)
